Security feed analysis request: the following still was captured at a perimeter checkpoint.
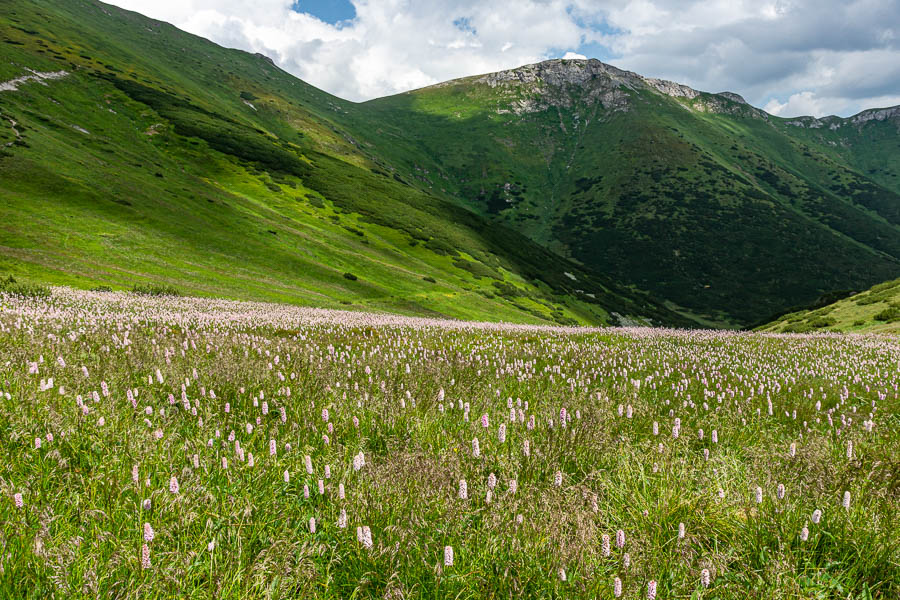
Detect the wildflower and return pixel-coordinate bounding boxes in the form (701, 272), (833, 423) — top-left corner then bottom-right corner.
(487, 473), (497, 490)
(811, 509), (822, 524)
(843, 491), (851, 510)
(498, 423), (506, 444)
(755, 486), (763, 504)
(602, 534), (611, 557)
(269, 439), (276, 456)
(481, 414), (489, 428)
(554, 471), (563, 487)
(777, 484), (785, 499)
(800, 526), (809, 541)
(652, 421), (659, 435)
(338, 509), (347, 528)
(616, 529), (625, 548)
(284, 470), (290, 483)
(324, 465), (331, 479)
(459, 479), (468, 500)
(98, 416), (105, 427)
(789, 442), (796, 457)
(169, 476), (179, 494)
(309, 517), (316, 533)
(613, 576), (622, 597)
(711, 429), (718, 444)
(559, 568), (567, 582)
(444, 545), (454, 567)
(304, 485), (310, 499)
(34, 437), (41, 449)
(678, 522), (685, 539)
(700, 568), (711, 588)
(318, 479), (324, 495)
(515, 513), (524, 524)
(846, 440), (853, 460)
(14, 493), (23, 508)
(305, 455), (313, 474)
(523, 439), (530, 457)
(647, 580), (657, 599)
(623, 553), (630, 569)
(142, 498), (152, 511)
(509, 479), (517, 495)
(143, 523), (154, 543)
(207, 540), (215, 552)
(141, 543), (151, 569)
(361, 525), (373, 549)
(472, 437), (480, 458)
(339, 483), (345, 499)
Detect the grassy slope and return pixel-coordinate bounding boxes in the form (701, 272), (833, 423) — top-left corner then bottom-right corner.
(0, 0), (690, 327)
(356, 65), (900, 326)
(759, 278), (900, 334)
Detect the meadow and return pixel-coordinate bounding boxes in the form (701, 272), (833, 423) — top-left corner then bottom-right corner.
(0, 287), (898, 599)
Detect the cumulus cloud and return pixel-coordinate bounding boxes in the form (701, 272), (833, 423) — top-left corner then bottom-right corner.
(106, 0), (900, 116)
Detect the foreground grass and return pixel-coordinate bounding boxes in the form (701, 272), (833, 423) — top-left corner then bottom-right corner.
(0, 288), (898, 599)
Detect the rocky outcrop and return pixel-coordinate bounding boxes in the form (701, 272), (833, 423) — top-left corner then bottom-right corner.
(784, 106), (899, 129)
(449, 59), (765, 118)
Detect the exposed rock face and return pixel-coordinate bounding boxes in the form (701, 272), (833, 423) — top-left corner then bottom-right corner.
(453, 59), (763, 117)
(785, 106), (900, 129)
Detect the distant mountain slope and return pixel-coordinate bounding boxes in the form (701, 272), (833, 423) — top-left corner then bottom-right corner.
(355, 59), (900, 326)
(758, 278), (900, 334)
(3, 1), (899, 328)
(0, 0), (689, 327)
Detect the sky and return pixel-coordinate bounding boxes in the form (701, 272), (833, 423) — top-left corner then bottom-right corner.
(105, 0), (900, 117)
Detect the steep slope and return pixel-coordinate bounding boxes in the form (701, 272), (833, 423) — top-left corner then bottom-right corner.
(0, 0), (689, 327)
(758, 278), (900, 334)
(356, 59), (900, 326)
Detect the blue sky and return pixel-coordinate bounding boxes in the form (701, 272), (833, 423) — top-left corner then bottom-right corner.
(292, 0), (355, 25)
(107, 0), (900, 117)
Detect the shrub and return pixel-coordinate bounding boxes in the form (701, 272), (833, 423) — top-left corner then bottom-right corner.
(131, 283), (182, 297)
(90, 285), (113, 292)
(873, 306), (900, 322)
(0, 275), (50, 298)
(422, 276), (436, 284)
(343, 272), (358, 281)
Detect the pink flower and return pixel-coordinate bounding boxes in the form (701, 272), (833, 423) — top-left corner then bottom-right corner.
(169, 476), (179, 494)
(444, 545), (454, 567)
(143, 522), (154, 542)
(141, 543), (151, 569)
(458, 479), (468, 500)
(13, 493), (23, 508)
(613, 576), (622, 597)
(616, 529), (625, 548)
(647, 580), (657, 599)
(269, 439), (277, 456)
(481, 414), (489, 428)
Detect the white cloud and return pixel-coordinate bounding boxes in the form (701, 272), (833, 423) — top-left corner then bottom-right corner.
(563, 51), (588, 59)
(105, 0), (900, 116)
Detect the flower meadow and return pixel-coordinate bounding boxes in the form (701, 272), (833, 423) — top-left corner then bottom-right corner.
(0, 288), (898, 599)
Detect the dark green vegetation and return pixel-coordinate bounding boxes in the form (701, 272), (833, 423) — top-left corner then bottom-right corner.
(354, 62), (900, 326)
(760, 277), (900, 333)
(1, 1), (899, 328)
(0, 0), (683, 327)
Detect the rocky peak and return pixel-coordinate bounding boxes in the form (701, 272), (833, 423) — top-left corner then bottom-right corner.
(463, 59), (767, 118)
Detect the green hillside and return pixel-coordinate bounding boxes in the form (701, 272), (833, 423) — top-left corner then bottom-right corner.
(2, 1), (899, 329)
(356, 61), (900, 326)
(0, 0), (687, 327)
(759, 278), (900, 333)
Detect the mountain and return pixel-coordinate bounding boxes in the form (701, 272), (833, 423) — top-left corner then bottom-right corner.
(0, 0), (688, 327)
(2, 0), (899, 329)
(758, 278), (900, 333)
(351, 60), (900, 326)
